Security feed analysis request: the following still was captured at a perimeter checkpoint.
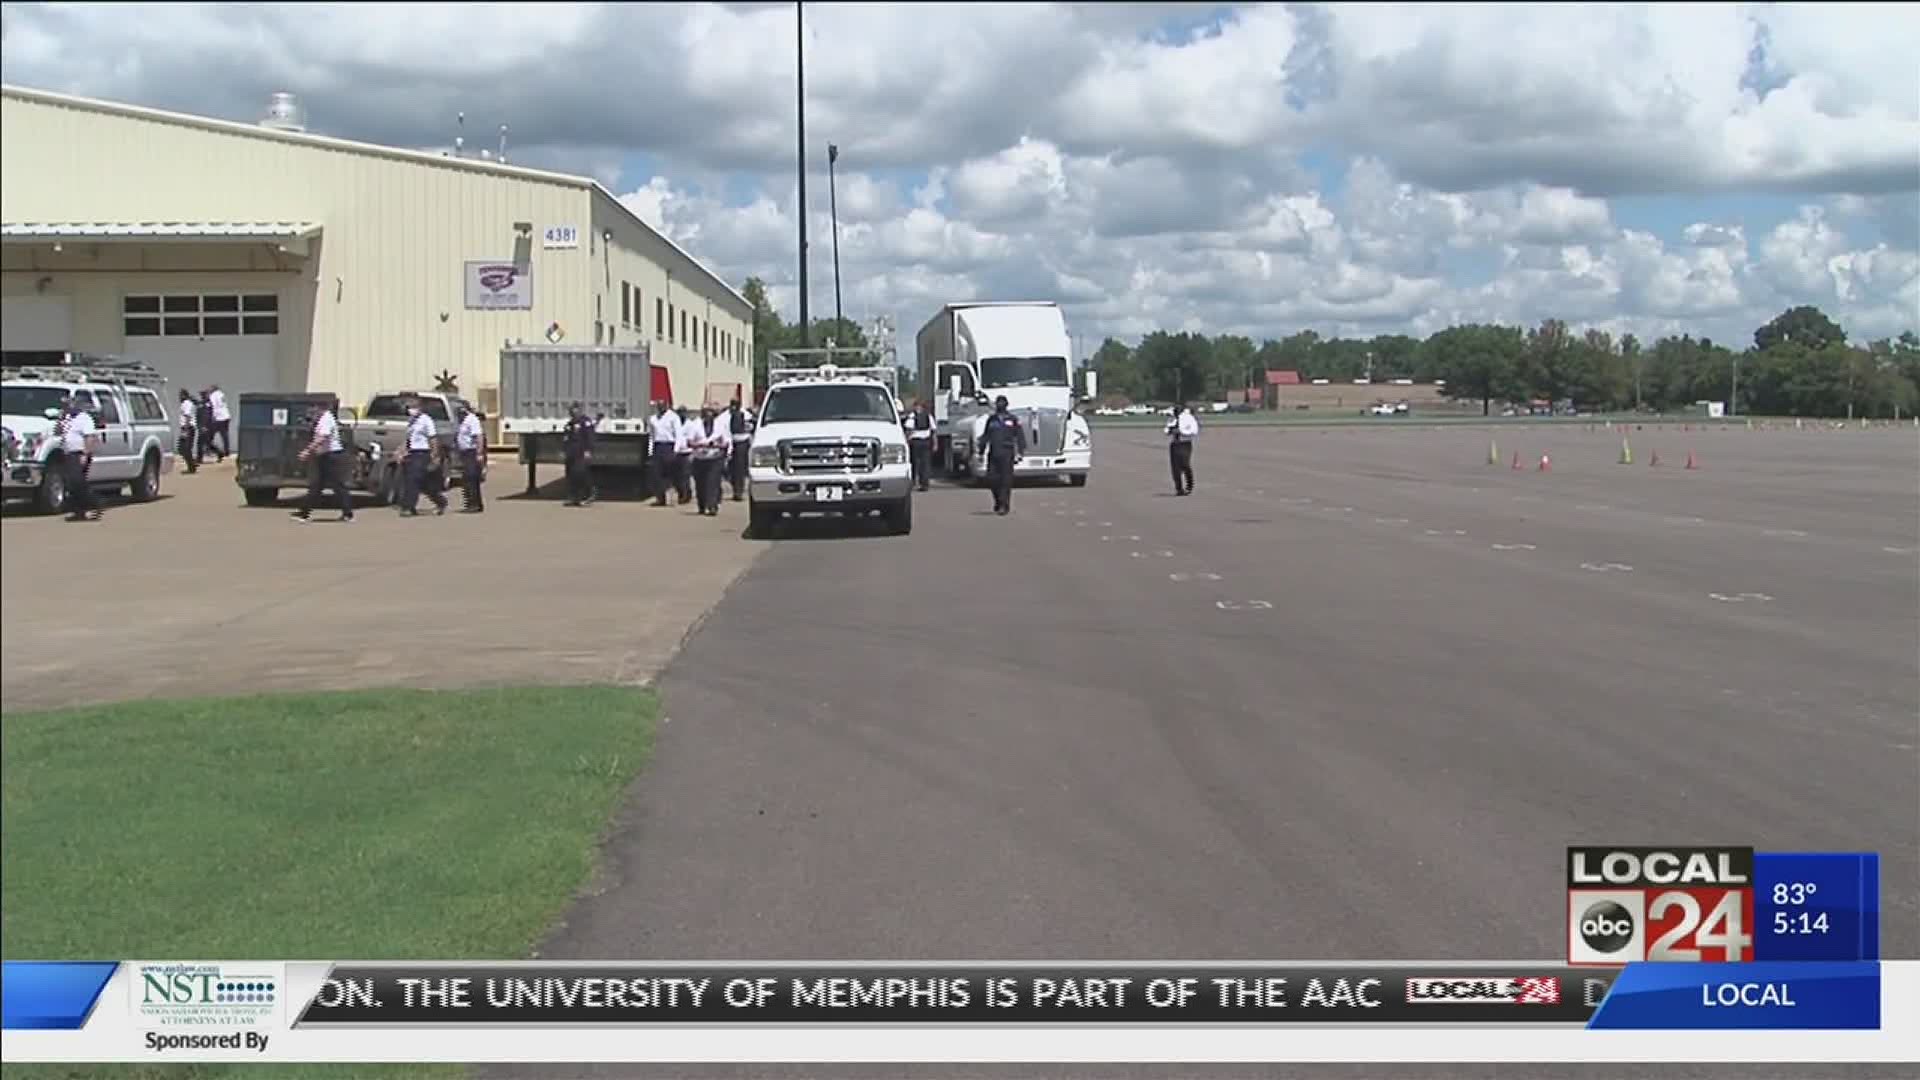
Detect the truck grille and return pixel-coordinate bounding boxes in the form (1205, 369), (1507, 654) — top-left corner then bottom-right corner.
(1021, 408), (1069, 455)
(780, 437), (879, 474)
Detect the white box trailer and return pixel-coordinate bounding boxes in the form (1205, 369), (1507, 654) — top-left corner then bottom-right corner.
(499, 344), (657, 494)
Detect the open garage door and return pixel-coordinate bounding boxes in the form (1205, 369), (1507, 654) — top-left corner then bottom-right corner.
(1, 295), (73, 352)
(119, 290), (285, 418)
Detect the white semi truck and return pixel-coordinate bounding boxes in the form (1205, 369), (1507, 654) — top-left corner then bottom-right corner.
(914, 301), (1091, 486)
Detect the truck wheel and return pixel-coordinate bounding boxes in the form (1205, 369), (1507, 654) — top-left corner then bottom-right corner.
(132, 451), (162, 502)
(1069, 474), (1088, 487)
(243, 487), (278, 507)
(35, 462), (66, 515)
(885, 496), (912, 536)
(747, 505), (777, 539)
(374, 464), (398, 506)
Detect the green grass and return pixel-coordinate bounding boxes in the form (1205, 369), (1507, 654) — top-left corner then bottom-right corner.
(2, 685), (656, 1080)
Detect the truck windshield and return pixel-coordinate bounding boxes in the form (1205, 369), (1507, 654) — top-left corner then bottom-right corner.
(365, 395), (450, 420)
(761, 385), (897, 424)
(980, 356), (1069, 388)
(2, 387), (69, 416)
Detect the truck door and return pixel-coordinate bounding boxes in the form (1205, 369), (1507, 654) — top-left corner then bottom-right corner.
(88, 388), (132, 478)
(934, 363), (973, 423)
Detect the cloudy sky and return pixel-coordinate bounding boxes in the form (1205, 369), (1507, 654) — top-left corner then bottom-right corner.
(4, 2), (1916, 353)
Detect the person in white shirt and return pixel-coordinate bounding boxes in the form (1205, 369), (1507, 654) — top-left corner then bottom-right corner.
(292, 397), (354, 522)
(55, 395), (102, 521)
(1165, 402), (1200, 496)
(175, 389), (201, 474)
(207, 384), (231, 461)
(647, 401), (681, 507)
(688, 406), (730, 515)
(397, 397), (448, 517)
(722, 396), (754, 501)
(904, 399), (935, 492)
(672, 406), (695, 504)
(454, 402), (487, 513)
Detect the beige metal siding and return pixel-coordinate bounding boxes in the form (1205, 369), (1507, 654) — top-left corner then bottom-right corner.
(0, 93), (593, 408)
(591, 191), (754, 408)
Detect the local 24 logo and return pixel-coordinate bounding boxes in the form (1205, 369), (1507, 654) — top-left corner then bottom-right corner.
(1566, 846), (1755, 965)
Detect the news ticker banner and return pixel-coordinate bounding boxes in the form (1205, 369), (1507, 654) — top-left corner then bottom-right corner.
(1565, 847), (1879, 964)
(5, 960), (1912, 1064)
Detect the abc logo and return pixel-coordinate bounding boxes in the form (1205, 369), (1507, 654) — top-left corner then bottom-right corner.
(1579, 900), (1636, 953)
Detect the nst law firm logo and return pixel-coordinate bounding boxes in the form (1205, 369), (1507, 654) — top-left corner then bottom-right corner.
(133, 963), (280, 1027)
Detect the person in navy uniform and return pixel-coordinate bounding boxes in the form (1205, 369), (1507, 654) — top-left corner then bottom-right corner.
(723, 396), (754, 501)
(55, 395), (102, 521)
(646, 400), (680, 507)
(454, 401), (486, 513)
(904, 399), (934, 492)
(562, 401), (596, 507)
(397, 396), (448, 517)
(291, 396), (354, 523)
(175, 389), (200, 474)
(1164, 401), (1199, 495)
(975, 395), (1026, 516)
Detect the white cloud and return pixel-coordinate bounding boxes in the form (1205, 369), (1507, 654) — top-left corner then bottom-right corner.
(3, 1), (1915, 348)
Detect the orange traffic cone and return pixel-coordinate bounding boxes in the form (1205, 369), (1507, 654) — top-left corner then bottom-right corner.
(1538, 453), (1551, 472)
(1511, 450), (1522, 470)
(1685, 451), (1698, 470)
(1650, 449), (1661, 467)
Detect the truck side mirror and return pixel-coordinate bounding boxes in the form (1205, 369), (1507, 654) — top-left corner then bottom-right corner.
(43, 408), (61, 420)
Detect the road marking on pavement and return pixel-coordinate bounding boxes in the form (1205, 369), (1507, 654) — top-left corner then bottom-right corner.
(1126, 535), (1141, 541)
(1100, 535), (1112, 541)
(1169, 572), (1224, 582)
(1575, 503), (1611, 511)
(1158, 550), (1175, 557)
(1130, 551), (1144, 558)
(1215, 600), (1273, 611)
(1511, 494), (1543, 503)
(1708, 592), (1774, 603)
(1074, 521), (1087, 527)
(1761, 528), (1808, 538)
(1374, 516), (1409, 525)
(1664, 515), (1706, 525)
(1101, 521), (1114, 527)
(1882, 546), (1914, 554)
(1580, 562), (1633, 572)
(1490, 543), (1537, 551)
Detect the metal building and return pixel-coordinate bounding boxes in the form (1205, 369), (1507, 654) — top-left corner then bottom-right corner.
(0, 84), (754, 412)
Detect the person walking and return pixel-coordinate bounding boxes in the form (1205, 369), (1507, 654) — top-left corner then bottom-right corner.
(207, 384), (231, 461)
(562, 402), (597, 507)
(647, 400), (680, 507)
(291, 397), (354, 523)
(976, 395), (1026, 516)
(673, 406), (694, 505)
(454, 401), (486, 513)
(175, 389), (201, 474)
(397, 397), (448, 517)
(55, 395), (101, 522)
(1165, 402), (1199, 495)
(195, 390), (218, 463)
(723, 396), (754, 501)
(688, 406), (729, 515)
(905, 399), (934, 492)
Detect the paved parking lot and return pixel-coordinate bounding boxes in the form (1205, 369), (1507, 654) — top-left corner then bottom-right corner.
(0, 460), (766, 711)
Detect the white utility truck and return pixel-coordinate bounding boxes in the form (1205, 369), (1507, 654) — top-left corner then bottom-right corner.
(2, 353), (174, 512)
(915, 301), (1091, 487)
(746, 349), (913, 539)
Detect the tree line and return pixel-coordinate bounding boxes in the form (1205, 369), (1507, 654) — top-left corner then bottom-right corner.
(1087, 306), (1920, 418)
(741, 278), (1920, 419)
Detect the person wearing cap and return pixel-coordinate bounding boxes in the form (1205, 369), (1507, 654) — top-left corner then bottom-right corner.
(55, 394), (102, 521)
(904, 399), (934, 492)
(721, 396), (754, 501)
(175, 389), (201, 475)
(687, 405), (729, 516)
(975, 395), (1026, 516)
(562, 401), (597, 507)
(646, 400), (680, 507)
(454, 401), (486, 513)
(397, 396), (448, 517)
(672, 406), (694, 505)
(1164, 401), (1200, 495)
(291, 395), (354, 523)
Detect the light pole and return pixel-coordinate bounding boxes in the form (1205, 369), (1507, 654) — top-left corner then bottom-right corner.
(795, 1), (810, 347)
(828, 142), (844, 335)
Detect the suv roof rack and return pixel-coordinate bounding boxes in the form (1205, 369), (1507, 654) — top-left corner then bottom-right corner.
(2, 352), (169, 389)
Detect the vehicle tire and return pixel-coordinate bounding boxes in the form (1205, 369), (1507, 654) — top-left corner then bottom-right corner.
(885, 496), (912, 536)
(747, 504), (777, 539)
(35, 460), (66, 515)
(132, 451), (162, 502)
(243, 487), (279, 507)
(374, 464), (398, 506)
(1069, 473), (1088, 487)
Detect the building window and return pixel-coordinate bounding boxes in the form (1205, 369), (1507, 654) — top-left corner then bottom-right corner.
(125, 293), (278, 337)
(621, 282), (631, 326)
(633, 287), (642, 334)
(656, 298), (664, 339)
(668, 304), (677, 343)
(680, 310), (688, 344)
(123, 294), (161, 337)
(240, 293), (279, 335)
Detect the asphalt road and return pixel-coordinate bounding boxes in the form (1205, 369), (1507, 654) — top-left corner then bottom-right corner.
(503, 421), (1917, 1078)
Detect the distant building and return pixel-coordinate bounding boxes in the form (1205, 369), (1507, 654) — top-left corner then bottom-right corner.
(1, 84), (752, 411)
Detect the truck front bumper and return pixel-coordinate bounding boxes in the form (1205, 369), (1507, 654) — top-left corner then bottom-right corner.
(1012, 448), (1092, 479)
(2, 460), (46, 491)
(751, 468), (913, 511)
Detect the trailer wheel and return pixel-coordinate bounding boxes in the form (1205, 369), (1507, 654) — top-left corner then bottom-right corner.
(243, 487), (278, 507)
(1069, 474), (1087, 487)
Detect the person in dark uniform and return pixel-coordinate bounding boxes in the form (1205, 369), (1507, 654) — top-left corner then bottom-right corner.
(55, 395), (101, 521)
(673, 406), (694, 504)
(291, 396), (354, 523)
(454, 401), (486, 513)
(904, 399), (934, 492)
(1165, 401), (1199, 495)
(175, 389), (201, 474)
(646, 400), (679, 507)
(562, 401), (596, 506)
(688, 405), (728, 515)
(975, 395), (1026, 516)
(195, 390), (218, 463)
(397, 397), (448, 517)
(724, 397), (754, 501)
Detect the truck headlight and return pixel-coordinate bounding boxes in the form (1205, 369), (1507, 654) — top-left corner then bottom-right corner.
(880, 444), (907, 465)
(749, 445), (780, 468)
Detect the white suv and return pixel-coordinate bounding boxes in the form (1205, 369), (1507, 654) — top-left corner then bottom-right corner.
(747, 366), (914, 538)
(2, 355), (175, 513)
